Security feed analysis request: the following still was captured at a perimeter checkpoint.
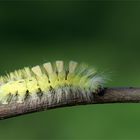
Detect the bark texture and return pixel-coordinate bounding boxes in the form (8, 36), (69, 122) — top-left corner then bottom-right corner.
(0, 87), (140, 120)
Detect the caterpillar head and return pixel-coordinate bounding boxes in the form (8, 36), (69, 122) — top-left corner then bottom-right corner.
(0, 60), (106, 104)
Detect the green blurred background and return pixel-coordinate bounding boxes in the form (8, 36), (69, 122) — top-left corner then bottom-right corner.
(0, 0), (140, 139)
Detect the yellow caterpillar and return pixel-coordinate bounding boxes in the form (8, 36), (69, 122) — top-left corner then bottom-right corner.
(0, 60), (105, 104)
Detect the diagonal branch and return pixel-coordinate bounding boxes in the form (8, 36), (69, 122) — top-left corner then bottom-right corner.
(0, 87), (140, 120)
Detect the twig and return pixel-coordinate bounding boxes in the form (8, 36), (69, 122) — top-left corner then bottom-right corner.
(0, 87), (140, 120)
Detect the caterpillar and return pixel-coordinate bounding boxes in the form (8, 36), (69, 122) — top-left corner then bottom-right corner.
(0, 60), (105, 105)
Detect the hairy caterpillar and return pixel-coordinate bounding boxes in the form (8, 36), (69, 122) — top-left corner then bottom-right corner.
(0, 61), (105, 105)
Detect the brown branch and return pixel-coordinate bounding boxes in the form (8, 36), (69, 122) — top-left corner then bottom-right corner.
(0, 87), (140, 120)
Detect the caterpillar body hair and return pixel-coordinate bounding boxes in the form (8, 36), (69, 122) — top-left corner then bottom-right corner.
(0, 60), (106, 108)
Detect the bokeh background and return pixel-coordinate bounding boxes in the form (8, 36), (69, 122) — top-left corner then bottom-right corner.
(0, 0), (140, 139)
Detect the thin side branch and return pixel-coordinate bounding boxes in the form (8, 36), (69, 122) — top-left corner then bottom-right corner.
(0, 87), (140, 120)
